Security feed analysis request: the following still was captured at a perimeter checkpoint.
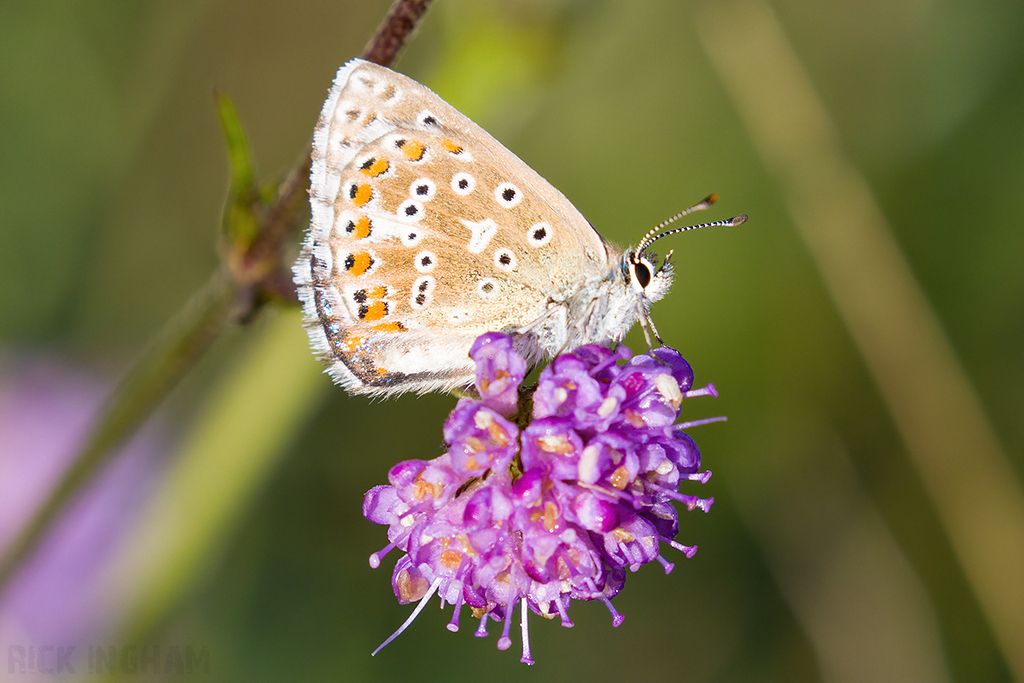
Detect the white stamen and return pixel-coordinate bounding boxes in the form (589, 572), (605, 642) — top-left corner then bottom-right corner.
(371, 577), (442, 657)
(520, 597), (534, 665)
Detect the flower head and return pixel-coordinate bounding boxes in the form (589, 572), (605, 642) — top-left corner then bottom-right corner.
(364, 336), (721, 664)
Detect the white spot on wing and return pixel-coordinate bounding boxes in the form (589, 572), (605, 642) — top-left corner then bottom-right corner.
(414, 250), (437, 273)
(448, 310), (472, 325)
(396, 199), (424, 222)
(462, 218), (498, 254)
(527, 222), (553, 247)
(400, 228), (424, 247)
(409, 178), (436, 200)
(451, 172), (475, 196)
(493, 249), (517, 272)
(418, 109), (440, 127)
(494, 182), (522, 207)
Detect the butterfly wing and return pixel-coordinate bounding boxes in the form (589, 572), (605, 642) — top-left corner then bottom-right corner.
(294, 59), (618, 396)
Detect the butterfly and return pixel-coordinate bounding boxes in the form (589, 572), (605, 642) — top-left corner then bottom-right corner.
(293, 59), (745, 397)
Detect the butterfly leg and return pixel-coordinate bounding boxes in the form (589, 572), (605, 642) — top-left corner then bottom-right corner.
(647, 312), (666, 346)
(638, 312), (666, 352)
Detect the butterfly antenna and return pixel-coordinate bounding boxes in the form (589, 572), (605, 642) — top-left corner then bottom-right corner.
(636, 193), (747, 255)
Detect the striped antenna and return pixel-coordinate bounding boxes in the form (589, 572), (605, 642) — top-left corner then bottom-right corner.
(635, 194), (747, 255)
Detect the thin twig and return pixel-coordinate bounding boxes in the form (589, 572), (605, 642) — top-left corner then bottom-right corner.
(362, 0), (435, 67)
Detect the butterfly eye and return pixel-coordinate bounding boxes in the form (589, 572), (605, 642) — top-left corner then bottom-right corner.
(633, 259), (652, 290)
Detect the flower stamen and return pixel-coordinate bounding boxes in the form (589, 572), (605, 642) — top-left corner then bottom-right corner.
(371, 577), (442, 657)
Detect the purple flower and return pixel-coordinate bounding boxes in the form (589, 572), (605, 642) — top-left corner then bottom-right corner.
(364, 336), (722, 664)
(443, 401), (519, 477)
(470, 333), (527, 418)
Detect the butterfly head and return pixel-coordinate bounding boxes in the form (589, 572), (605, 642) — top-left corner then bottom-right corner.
(622, 247), (674, 304)
(606, 195), (747, 346)
(628, 194), (748, 297)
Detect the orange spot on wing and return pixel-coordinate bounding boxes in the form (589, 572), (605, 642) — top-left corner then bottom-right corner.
(372, 322), (406, 333)
(351, 183), (373, 206)
(362, 301), (387, 321)
(368, 285), (387, 299)
(441, 138), (463, 154)
(352, 216), (371, 239)
(347, 252), (373, 276)
(399, 139), (426, 161)
(360, 157), (390, 177)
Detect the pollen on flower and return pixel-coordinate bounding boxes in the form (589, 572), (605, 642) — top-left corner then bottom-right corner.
(439, 549), (463, 569)
(396, 569), (430, 602)
(543, 501), (559, 531)
(537, 435), (574, 454)
(412, 477), (438, 500)
(610, 465), (631, 490)
(362, 334), (721, 664)
(623, 409), (645, 428)
(488, 422), (510, 446)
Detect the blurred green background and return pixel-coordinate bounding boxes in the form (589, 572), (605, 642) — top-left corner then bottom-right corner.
(1, 0), (1022, 681)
